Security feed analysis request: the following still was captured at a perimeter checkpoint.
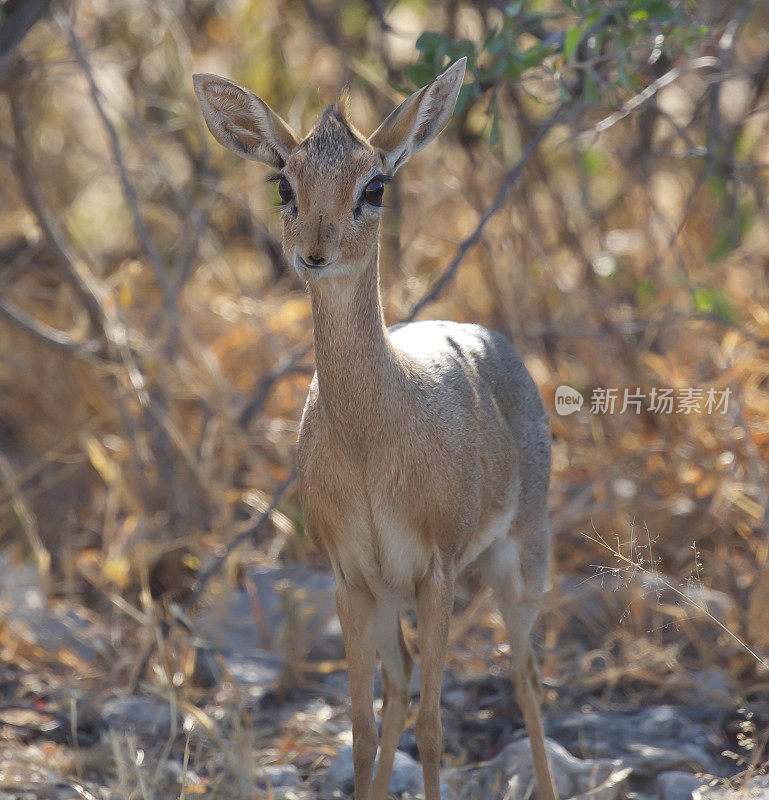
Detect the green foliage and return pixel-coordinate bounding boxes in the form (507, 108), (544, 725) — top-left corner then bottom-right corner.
(709, 197), (757, 265)
(693, 286), (734, 323)
(634, 276), (655, 305)
(409, 0), (708, 145)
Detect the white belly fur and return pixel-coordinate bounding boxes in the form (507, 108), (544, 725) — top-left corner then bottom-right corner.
(368, 497), (519, 603)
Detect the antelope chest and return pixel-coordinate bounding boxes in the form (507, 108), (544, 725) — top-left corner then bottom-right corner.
(307, 487), (434, 603)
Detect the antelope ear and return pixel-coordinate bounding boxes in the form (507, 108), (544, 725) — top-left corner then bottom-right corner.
(193, 73), (299, 168)
(369, 57), (466, 174)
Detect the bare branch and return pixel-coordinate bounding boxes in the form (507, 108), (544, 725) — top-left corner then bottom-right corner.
(238, 340), (314, 429)
(405, 103), (576, 322)
(6, 82), (109, 344)
(0, 297), (101, 357)
(707, 7), (751, 170)
(580, 56), (719, 138)
(56, 10), (180, 350)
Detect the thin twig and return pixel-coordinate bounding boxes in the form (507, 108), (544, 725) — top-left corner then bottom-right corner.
(707, 7), (751, 170)
(239, 341), (315, 428)
(583, 530), (769, 671)
(56, 10), (180, 352)
(0, 297), (101, 357)
(183, 467), (298, 609)
(579, 56), (719, 138)
(6, 81), (109, 340)
(0, 453), (50, 582)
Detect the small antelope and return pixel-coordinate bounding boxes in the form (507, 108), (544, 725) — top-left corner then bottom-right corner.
(194, 58), (558, 800)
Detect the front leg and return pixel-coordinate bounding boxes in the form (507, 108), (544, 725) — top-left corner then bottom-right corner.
(415, 559), (455, 800)
(335, 578), (378, 800)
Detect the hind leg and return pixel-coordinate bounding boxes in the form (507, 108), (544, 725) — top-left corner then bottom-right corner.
(372, 600), (413, 800)
(478, 535), (558, 800)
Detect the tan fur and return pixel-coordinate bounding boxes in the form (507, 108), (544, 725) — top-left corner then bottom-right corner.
(193, 58), (559, 800)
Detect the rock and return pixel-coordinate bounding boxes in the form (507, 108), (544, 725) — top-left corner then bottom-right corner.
(0, 553), (108, 666)
(258, 764), (303, 798)
(464, 737), (630, 800)
(317, 746), (423, 799)
(101, 696), (174, 737)
(197, 564), (343, 692)
(260, 764), (301, 787)
(659, 771), (707, 800)
(546, 705), (722, 778)
(218, 651), (283, 691)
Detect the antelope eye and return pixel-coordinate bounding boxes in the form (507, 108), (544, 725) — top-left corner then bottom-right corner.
(364, 178), (385, 207)
(278, 177), (293, 204)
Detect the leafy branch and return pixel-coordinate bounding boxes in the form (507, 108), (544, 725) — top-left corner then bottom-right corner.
(406, 0), (709, 143)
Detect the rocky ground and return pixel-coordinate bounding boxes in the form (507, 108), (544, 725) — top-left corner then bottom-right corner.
(0, 555), (766, 799)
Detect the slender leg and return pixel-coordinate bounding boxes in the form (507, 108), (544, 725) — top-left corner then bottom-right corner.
(513, 648), (558, 800)
(415, 562), (454, 800)
(336, 581), (378, 800)
(481, 539), (559, 800)
(372, 602), (413, 800)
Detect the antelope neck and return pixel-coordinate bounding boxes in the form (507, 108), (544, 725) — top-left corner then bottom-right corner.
(308, 251), (404, 426)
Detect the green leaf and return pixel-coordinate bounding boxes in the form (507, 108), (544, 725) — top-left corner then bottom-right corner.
(580, 147), (608, 176)
(486, 32), (507, 56)
(448, 38), (477, 67)
(634, 277), (655, 304)
(521, 41), (551, 69)
(617, 55), (633, 89)
(583, 71), (600, 102)
(483, 26), (500, 48)
(693, 287), (733, 323)
(563, 27), (581, 62)
(454, 83), (477, 115)
(405, 63), (436, 89)
(415, 31), (449, 57)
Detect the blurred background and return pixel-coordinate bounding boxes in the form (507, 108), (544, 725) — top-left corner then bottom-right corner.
(0, 0), (768, 797)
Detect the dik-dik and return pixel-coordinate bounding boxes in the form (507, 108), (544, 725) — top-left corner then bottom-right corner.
(194, 58), (558, 800)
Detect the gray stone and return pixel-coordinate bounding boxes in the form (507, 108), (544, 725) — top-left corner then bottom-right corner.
(546, 705), (722, 778)
(659, 771), (707, 800)
(317, 745), (423, 799)
(198, 564), (344, 692)
(102, 696), (174, 737)
(464, 737), (630, 800)
(258, 764), (303, 798)
(0, 554), (108, 664)
(260, 764), (301, 787)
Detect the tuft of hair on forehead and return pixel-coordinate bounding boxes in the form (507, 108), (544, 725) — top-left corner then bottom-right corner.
(300, 90), (370, 169)
(333, 87), (351, 120)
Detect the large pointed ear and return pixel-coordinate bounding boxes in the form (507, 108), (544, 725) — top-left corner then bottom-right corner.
(193, 73), (300, 168)
(369, 57), (466, 174)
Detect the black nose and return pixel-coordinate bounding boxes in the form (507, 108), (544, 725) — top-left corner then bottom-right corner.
(305, 254), (326, 266)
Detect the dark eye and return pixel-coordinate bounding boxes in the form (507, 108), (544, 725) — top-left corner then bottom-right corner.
(278, 177), (293, 205)
(363, 178), (384, 207)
